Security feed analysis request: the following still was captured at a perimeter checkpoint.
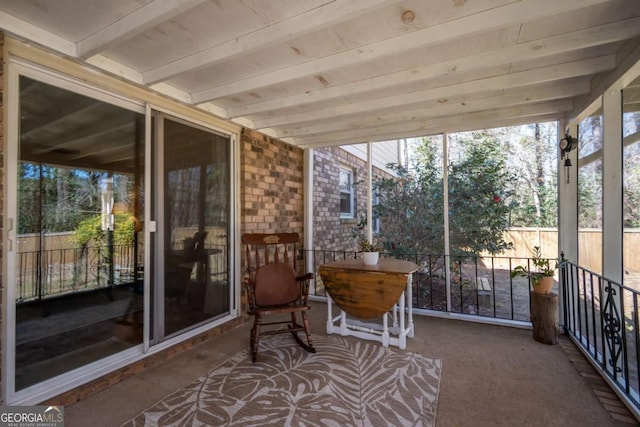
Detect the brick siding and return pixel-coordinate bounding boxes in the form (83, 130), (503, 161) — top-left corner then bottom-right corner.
(313, 146), (390, 252)
(240, 128), (304, 237)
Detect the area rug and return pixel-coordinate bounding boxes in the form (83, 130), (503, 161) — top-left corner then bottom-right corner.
(123, 334), (441, 426)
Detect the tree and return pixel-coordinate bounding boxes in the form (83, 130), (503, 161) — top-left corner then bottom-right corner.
(363, 132), (514, 258)
(447, 132), (514, 255)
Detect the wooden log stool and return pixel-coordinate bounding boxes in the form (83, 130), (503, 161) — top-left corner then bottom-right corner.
(530, 291), (558, 345)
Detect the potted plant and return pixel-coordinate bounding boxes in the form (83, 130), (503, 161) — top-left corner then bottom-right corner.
(510, 246), (557, 294)
(359, 238), (382, 265)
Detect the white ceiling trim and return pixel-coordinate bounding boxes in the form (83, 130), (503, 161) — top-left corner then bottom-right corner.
(191, 0), (608, 103)
(143, 0), (398, 84)
(227, 16), (640, 118)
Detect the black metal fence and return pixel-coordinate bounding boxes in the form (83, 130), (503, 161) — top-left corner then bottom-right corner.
(16, 242), (231, 304)
(16, 244), (141, 302)
(562, 260), (640, 412)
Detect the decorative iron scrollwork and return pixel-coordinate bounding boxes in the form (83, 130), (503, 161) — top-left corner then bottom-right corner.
(603, 284), (623, 373)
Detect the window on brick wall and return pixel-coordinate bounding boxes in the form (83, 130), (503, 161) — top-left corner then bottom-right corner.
(372, 192), (380, 233)
(339, 166), (354, 218)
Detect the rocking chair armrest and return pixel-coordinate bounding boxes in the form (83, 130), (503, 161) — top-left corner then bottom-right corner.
(296, 273), (313, 304)
(296, 272), (314, 282)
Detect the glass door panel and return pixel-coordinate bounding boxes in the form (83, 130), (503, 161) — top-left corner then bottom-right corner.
(15, 76), (144, 390)
(158, 115), (230, 338)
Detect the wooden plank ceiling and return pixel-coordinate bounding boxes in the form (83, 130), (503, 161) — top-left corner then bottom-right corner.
(1, 0), (640, 149)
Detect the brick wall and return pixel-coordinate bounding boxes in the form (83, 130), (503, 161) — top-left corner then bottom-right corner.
(313, 146), (389, 252)
(241, 128), (304, 236)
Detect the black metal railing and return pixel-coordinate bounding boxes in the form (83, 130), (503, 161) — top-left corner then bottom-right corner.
(18, 245), (556, 324)
(16, 244), (142, 302)
(303, 249), (558, 323)
(562, 260), (640, 411)
(16, 242), (229, 304)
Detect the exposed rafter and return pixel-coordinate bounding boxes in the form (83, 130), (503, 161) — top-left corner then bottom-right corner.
(191, 0), (608, 103)
(279, 80), (591, 139)
(227, 17), (640, 119)
(254, 55), (615, 129)
(143, 0), (398, 84)
(293, 100), (573, 147)
(0, 10), (76, 56)
(2, 0), (638, 149)
(77, 0), (208, 58)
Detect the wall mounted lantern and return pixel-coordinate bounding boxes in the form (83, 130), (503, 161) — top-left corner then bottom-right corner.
(559, 132), (578, 183)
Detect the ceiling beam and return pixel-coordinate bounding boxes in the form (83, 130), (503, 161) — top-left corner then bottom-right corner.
(292, 100), (573, 147)
(227, 16), (640, 118)
(0, 10), (76, 56)
(297, 112), (562, 149)
(255, 55), (615, 129)
(21, 102), (106, 140)
(569, 38), (640, 123)
(30, 119), (135, 155)
(76, 0), (208, 58)
(279, 80), (590, 139)
(191, 0), (608, 103)
(143, 0), (398, 84)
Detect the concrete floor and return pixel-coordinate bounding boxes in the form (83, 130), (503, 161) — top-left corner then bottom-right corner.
(65, 301), (638, 426)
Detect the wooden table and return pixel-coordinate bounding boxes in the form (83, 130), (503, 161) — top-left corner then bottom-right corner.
(319, 258), (418, 349)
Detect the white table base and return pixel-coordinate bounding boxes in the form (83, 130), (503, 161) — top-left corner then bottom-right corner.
(326, 274), (414, 349)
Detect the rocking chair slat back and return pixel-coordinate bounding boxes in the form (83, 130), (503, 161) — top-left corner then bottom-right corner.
(242, 232), (299, 278)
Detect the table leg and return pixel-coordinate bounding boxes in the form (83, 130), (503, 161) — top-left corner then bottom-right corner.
(399, 290), (406, 349)
(382, 312), (390, 347)
(408, 273), (414, 338)
(326, 294), (333, 335)
(392, 302), (398, 328)
(340, 310), (348, 335)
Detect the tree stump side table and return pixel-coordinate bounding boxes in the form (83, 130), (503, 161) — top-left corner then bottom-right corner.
(530, 291), (559, 345)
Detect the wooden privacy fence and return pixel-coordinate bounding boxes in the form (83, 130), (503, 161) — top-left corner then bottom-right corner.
(486, 227), (639, 274)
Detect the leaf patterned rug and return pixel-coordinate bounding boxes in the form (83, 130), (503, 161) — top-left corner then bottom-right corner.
(123, 334), (441, 426)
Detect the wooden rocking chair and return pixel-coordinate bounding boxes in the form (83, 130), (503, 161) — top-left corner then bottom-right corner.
(241, 232), (316, 362)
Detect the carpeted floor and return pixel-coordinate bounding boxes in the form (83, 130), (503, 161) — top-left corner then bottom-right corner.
(122, 334), (441, 426)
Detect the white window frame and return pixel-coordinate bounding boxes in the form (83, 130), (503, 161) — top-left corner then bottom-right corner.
(339, 166), (355, 219)
(372, 191), (380, 233)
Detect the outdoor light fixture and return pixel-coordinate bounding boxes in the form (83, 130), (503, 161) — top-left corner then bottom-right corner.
(559, 131), (578, 159)
(559, 131), (578, 183)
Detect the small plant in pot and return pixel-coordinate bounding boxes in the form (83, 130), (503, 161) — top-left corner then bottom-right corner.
(359, 239), (382, 265)
(510, 246), (557, 294)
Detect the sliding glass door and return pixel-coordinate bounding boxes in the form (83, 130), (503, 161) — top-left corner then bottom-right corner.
(7, 68), (235, 400)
